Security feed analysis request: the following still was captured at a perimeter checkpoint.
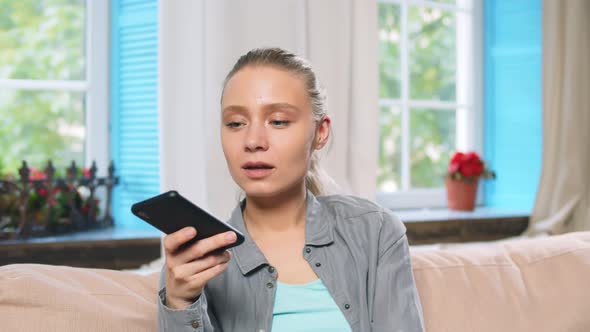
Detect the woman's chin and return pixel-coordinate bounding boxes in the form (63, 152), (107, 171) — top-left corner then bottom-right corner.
(239, 183), (278, 198)
(239, 180), (304, 199)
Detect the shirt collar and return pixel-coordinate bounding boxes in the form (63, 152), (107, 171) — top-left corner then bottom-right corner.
(227, 189), (334, 275)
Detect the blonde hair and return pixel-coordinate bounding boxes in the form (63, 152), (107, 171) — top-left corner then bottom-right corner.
(221, 47), (339, 196)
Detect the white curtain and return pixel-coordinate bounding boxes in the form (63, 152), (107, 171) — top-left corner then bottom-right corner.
(158, 0), (379, 220)
(527, 0), (590, 235)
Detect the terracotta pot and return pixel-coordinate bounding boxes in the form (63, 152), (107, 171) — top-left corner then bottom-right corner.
(445, 177), (479, 211)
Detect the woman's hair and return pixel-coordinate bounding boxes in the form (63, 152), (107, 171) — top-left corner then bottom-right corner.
(221, 47), (339, 196)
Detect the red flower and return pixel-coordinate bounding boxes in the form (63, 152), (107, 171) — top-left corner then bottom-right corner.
(82, 204), (90, 214)
(448, 152), (464, 173)
(37, 188), (47, 197)
(450, 152), (465, 164)
(448, 151), (491, 180)
(460, 161), (480, 177)
(464, 152), (479, 162)
(29, 167), (46, 181)
(83, 168), (91, 178)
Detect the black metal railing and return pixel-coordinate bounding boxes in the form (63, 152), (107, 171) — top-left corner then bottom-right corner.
(0, 160), (119, 240)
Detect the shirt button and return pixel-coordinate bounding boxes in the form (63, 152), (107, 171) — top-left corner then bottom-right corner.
(191, 320), (200, 328)
(266, 282), (274, 289)
(344, 304), (351, 310)
(305, 247), (311, 253)
(268, 266), (275, 273)
(315, 262), (321, 267)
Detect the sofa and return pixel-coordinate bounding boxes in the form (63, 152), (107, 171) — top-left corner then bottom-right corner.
(1, 231), (589, 332)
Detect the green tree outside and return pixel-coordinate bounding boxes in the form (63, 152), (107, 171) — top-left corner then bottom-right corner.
(378, 3), (457, 191)
(0, 0), (86, 175)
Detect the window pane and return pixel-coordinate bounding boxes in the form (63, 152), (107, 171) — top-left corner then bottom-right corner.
(0, 0), (86, 80)
(378, 3), (401, 99)
(410, 108), (455, 188)
(0, 90), (85, 174)
(378, 105), (402, 192)
(408, 6), (456, 101)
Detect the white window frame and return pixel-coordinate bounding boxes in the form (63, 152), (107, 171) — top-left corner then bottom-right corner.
(0, 0), (109, 175)
(376, 0), (483, 209)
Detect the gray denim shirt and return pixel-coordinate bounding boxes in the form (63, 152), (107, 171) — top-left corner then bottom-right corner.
(158, 191), (425, 331)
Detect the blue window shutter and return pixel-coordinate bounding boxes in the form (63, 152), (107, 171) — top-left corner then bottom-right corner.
(110, 0), (160, 230)
(483, 0), (542, 210)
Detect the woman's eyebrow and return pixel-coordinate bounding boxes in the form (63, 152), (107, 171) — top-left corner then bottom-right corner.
(222, 105), (248, 114)
(222, 103), (300, 114)
(262, 103), (300, 113)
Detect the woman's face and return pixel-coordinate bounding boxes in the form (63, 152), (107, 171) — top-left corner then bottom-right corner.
(221, 65), (329, 198)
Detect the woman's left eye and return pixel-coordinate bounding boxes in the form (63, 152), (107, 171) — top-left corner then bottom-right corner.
(225, 122), (243, 128)
(270, 120), (290, 126)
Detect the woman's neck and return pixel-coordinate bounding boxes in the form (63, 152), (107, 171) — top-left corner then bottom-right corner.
(242, 185), (307, 236)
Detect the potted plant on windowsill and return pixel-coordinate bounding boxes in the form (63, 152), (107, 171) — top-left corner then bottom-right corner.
(445, 151), (496, 211)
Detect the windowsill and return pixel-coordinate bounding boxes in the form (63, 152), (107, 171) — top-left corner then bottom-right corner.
(394, 206), (530, 223)
(0, 226), (162, 270)
(392, 206), (530, 245)
(0, 206), (530, 268)
(0, 207), (528, 244)
(0, 226), (161, 246)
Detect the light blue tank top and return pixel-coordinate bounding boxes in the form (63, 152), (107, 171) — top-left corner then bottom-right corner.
(271, 278), (352, 332)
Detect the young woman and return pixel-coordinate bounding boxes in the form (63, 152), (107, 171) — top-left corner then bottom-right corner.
(158, 48), (424, 332)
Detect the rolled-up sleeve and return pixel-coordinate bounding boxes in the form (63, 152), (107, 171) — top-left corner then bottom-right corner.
(157, 265), (217, 331)
(371, 211), (425, 332)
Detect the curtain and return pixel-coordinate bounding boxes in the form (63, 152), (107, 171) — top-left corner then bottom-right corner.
(527, 0), (590, 235)
(158, 0), (379, 220)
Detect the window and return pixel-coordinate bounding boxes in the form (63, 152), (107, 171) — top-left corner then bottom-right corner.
(377, 0), (482, 209)
(0, 0), (108, 175)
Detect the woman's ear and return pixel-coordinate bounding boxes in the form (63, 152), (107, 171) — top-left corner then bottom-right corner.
(315, 115), (331, 150)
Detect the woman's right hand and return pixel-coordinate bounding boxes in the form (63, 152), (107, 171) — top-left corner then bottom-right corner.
(163, 226), (237, 310)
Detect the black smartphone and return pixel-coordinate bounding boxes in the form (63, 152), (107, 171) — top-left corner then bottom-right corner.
(131, 190), (245, 251)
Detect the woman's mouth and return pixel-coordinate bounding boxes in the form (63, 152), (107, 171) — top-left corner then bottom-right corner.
(241, 162), (275, 179)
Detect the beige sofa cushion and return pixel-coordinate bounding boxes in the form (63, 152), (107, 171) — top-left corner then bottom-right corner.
(0, 264), (160, 332)
(0, 231), (589, 332)
(412, 231), (590, 332)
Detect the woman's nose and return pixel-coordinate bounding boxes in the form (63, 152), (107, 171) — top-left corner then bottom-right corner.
(244, 122), (269, 152)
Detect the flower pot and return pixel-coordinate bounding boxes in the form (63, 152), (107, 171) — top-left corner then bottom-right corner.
(445, 177), (479, 211)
